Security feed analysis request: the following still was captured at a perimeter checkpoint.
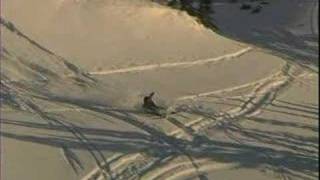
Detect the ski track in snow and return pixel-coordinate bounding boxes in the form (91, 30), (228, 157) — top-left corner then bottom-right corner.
(80, 64), (311, 180)
(85, 47), (253, 76)
(2, 24), (316, 179)
(3, 61), (315, 180)
(2, 71), (315, 115)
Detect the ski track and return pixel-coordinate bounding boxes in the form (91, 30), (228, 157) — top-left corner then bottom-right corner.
(165, 163), (236, 180)
(81, 75), (281, 179)
(3, 64), (311, 180)
(3, 63), (312, 180)
(85, 47), (253, 76)
(90, 63), (302, 180)
(80, 153), (125, 180)
(3, 35), (316, 180)
(1, 73), (272, 113)
(132, 64), (297, 180)
(5, 67), (313, 115)
(1, 81), (112, 179)
(143, 158), (236, 180)
(176, 70), (283, 101)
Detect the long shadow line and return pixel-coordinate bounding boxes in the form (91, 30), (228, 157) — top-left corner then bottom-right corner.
(271, 103), (318, 115)
(0, 119), (151, 141)
(276, 100), (319, 111)
(190, 139), (318, 178)
(30, 93), (207, 179)
(227, 124), (318, 154)
(2, 112), (318, 180)
(20, 99), (113, 179)
(247, 116), (318, 132)
(0, 131), (163, 153)
(263, 108), (318, 120)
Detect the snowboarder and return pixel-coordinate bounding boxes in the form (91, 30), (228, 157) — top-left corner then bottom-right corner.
(143, 92), (177, 117)
(143, 92), (168, 117)
(143, 92), (158, 111)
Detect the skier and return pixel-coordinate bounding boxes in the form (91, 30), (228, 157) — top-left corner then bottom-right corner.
(143, 92), (158, 110)
(143, 92), (177, 117)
